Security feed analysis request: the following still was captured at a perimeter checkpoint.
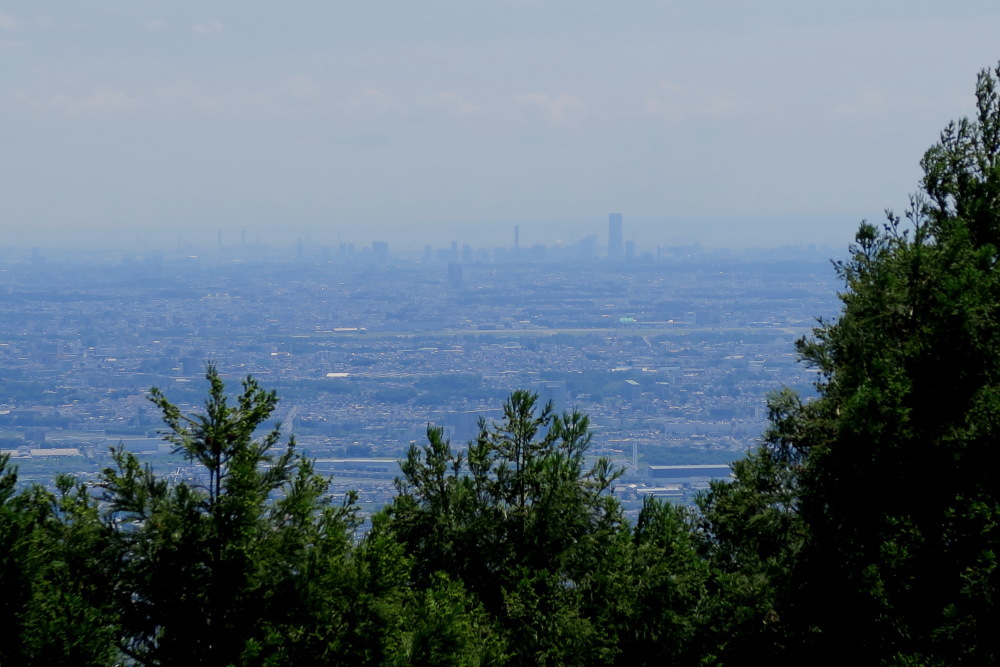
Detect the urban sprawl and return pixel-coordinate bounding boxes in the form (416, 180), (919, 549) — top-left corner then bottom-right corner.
(0, 227), (839, 523)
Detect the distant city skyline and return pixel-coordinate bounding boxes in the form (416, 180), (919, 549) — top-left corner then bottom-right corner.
(2, 212), (851, 259)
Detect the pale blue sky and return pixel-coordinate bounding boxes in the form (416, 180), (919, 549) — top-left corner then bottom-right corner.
(3, 1), (1000, 252)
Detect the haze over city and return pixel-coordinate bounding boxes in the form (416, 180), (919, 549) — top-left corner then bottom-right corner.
(4, 1), (1000, 251)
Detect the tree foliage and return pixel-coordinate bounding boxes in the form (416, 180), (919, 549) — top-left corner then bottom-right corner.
(383, 390), (637, 663)
(0, 457), (118, 665)
(100, 365), (360, 665)
(697, 63), (1000, 664)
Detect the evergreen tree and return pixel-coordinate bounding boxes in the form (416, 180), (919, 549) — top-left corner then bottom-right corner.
(381, 390), (629, 663)
(620, 497), (712, 665)
(0, 455), (119, 665)
(700, 63), (1000, 664)
(99, 365), (359, 665)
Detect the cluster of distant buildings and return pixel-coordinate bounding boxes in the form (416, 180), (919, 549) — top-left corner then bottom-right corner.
(333, 214), (655, 268)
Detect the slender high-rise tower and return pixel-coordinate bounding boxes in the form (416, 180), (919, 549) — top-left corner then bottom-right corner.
(608, 213), (624, 259)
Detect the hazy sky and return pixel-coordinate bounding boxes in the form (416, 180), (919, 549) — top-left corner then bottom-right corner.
(3, 1), (1000, 252)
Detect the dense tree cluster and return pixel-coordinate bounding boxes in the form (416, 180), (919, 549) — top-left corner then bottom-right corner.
(0, 369), (710, 665)
(4, 64), (1000, 664)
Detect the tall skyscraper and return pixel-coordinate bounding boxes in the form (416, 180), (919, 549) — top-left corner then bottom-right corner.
(608, 213), (624, 259)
